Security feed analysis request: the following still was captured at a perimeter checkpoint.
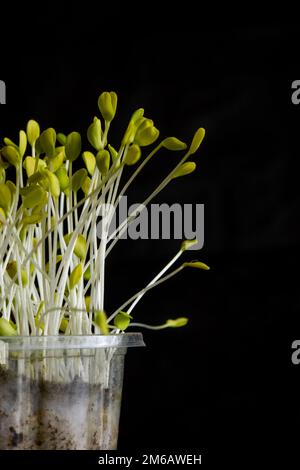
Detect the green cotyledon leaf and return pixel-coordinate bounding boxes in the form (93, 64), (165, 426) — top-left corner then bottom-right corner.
(124, 144), (141, 165)
(96, 150), (110, 175)
(161, 137), (187, 151)
(0, 183), (12, 212)
(57, 133), (67, 145)
(64, 233), (87, 260)
(47, 150), (64, 172)
(82, 176), (92, 195)
(19, 130), (27, 159)
(6, 261), (28, 287)
(87, 117), (102, 151)
(189, 128), (205, 155)
(39, 128), (56, 157)
(183, 261), (210, 270)
(113, 311), (133, 330)
(71, 168), (87, 192)
(165, 317), (188, 327)
(55, 166), (69, 193)
(82, 151), (96, 176)
(69, 262), (83, 289)
(23, 156), (46, 177)
(180, 239), (198, 251)
(134, 118), (160, 147)
(1, 145), (20, 167)
(22, 185), (46, 209)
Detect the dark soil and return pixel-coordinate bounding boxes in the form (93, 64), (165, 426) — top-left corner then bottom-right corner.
(0, 367), (121, 450)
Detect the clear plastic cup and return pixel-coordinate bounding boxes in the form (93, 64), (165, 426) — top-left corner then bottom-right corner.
(0, 333), (144, 450)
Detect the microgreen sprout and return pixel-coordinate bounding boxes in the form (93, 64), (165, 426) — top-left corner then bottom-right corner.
(0, 92), (208, 336)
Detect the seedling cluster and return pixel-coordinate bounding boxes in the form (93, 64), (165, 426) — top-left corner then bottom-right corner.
(0, 92), (209, 337)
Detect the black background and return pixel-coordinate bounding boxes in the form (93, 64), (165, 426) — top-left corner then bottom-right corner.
(1, 3), (300, 465)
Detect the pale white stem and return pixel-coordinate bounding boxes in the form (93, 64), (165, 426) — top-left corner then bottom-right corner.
(74, 192), (78, 226)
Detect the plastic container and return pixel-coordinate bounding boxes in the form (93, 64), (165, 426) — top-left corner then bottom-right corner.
(0, 334), (144, 450)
